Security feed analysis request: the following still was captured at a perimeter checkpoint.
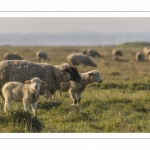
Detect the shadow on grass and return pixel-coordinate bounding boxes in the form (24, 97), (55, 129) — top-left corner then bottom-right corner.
(38, 100), (62, 111)
(0, 111), (43, 132)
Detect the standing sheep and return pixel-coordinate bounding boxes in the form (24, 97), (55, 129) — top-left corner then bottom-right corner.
(135, 52), (144, 61)
(61, 70), (102, 106)
(112, 49), (123, 56)
(67, 53), (97, 67)
(3, 52), (23, 60)
(82, 48), (100, 57)
(36, 51), (50, 62)
(0, 60), (81, 98)
(2, 77), (47, 116)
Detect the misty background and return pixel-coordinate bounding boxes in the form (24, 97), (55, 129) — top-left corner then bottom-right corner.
(0, 18), (150, 46)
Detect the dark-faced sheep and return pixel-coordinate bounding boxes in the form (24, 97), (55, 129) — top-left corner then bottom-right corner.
(67, 53), (97, 67)
(135, 52), (144, 61)
(0, 60), (81, 98)
(36, 51), (50, 62)
(112, 49), (123, 56)
(3, 52), (23, 60)
(82, 48), (100, 57)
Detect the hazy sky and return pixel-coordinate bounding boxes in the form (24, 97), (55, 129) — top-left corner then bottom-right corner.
(1, 17), (150, 34)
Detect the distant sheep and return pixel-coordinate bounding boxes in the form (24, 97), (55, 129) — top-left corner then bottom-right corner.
(67, 53), (97, 67)
(143, 47), (150, 56)
(135, 52), (144, 61)
(112, 49), (123, 56)
(61, 70), (102, 106)
(82, 48), (100, 57)
(36, 51), (50, 62)
(2, 77), (47, 116)
(0, 60), (81, 98)
(3, 52), (23, 60)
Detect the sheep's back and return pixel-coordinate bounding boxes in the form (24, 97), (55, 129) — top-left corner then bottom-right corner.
(0, 60), (59, 96)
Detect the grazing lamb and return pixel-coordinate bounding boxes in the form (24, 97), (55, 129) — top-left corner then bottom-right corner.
(67, 53), (97, 67)
(0, 60), (81, 98)
(36, 51), (50, 62)
(82, 48), (100, 57)
(2, 77), (47, 116)
(61, 70), (102, 106)
(112, 49), (123, 56)
(3, 52), (23, 60)
(135, 52), (144, 61)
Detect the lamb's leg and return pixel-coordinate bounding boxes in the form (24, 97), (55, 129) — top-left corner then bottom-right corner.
(4, 97), (12, 112)
(68, 89), (78, 106)
(22, 100), (30, 113)
(76, 93), (82, 106)
(31, 101), (38, 117)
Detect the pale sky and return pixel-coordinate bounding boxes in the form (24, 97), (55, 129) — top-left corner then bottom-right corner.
(0, 17), (150, 34)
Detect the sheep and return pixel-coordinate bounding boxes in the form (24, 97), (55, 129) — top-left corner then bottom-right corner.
(3, 52), (23, 60)
(148, 54), (150, 62)
(143, 47), (150, 56)
(2, 77), (47, 116)
(135, 52), (144, 61)
(82, 48), (100, 57)
(36, 51), (50, 62)
(61, 70), (102, 106)
(67, 53), (97, 67)
(112, 49), (123, 56)
(0, 60), (81, 99)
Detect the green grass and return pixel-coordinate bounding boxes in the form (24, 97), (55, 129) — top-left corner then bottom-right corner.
(0, 43), (150, 132)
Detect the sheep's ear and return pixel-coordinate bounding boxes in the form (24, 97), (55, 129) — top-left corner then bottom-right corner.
(24, 80), (31, 84)
(88, 73), (93, 76)
(41, 81), (47, 86)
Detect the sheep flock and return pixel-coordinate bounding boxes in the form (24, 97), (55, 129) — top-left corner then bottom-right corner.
(0, 45), (149, 117)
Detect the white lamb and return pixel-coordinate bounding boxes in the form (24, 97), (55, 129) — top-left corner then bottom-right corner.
(61, 70), (102, 106)
(2, 77), (47, 116)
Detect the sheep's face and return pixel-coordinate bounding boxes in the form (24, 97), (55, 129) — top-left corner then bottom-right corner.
(64, 66), (81, 83)
(25, 77), (47, 92)
(88, 70), (102, 83)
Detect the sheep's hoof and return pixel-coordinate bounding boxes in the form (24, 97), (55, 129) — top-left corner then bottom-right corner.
(71, 104), (78, 107)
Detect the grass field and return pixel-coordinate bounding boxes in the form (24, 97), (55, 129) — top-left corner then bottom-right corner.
(0, 42), (149, 133)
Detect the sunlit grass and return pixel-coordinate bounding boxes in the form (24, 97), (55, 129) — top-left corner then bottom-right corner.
(0, 43), (150, 132)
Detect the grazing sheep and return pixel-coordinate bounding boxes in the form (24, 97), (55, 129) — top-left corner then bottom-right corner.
(0, 60), (81, 98)
(3, 52), (23, 60)
(61, 70), (102, 106)
(2, 77), (47, 116)
(67, 53), (97, 67)
(36, 51), (50, 62)
(135, 52), (144, 61)
(112, 49), (123, 56)
(82, 48), (100, 57)
(143, 47), (150, 56)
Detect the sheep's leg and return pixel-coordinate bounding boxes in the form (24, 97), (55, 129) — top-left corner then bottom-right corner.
(4, 97), (12, 112)
(23, 100), (30, 113)
(31, 101), (38, 117)
(76, 93), (82, 106)
(68, 89), (78, 106)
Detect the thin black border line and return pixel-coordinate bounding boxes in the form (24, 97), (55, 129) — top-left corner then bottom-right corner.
(1, 11), (150, 12)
